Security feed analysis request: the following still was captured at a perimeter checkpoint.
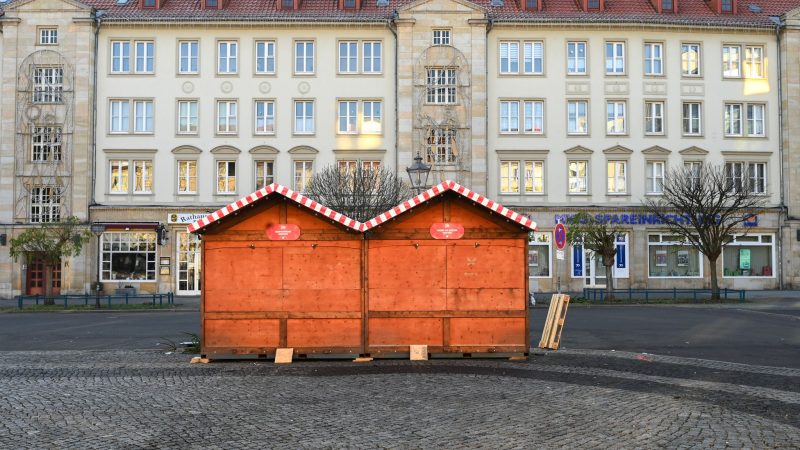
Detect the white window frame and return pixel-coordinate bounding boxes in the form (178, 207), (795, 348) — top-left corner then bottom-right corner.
(499, 100), (520, 133)
(607, 160), (627, 194)
(29, 185), (61, 223)
(567, 100), (588, 135)
(38, 28), (58, 46)
(568, 160), (588, 194)
(109, 99), (130, 133)
(293, 160), (313, 193)
(681, 43), (701, 77)
(178, 40), (199, 75)
(132, 160), (153, 194)
(606, 101), (627, 135)
(216, 100), (238, 134)
(605, 41), (625, 75)
(31, 126), (62, 162)
(338, 41), (359, 74)
(524, 41), (544, 75)
(746, 103), (766, 137)
(100, 232), (158, 282)
(722, 234), (775, 278)
(338, 100), (358, 134)
(685, 161), (702, 188)
(646, 161), (665, 194)
(426, 67), (457, 105)
(32, 67), (63, 103)
(254, 160), (275, 190)
(294, 100), (314, 135)
(111, 41), (131, 73)
(294, 40), (315, 75)
(500, 160), (520, 194)
(134, 41), (154, 74)
(645, 101), (664, 135)
(109, 159), (129, 194)
(567, 41), (587, 75)
(722, 45), (741, 78)
(362, 41), (382, 74)
(426, 128), (457, 164)
(254, 100), (275, 135)
(724, 103), (743, 136)
(529, 232), (553, 278)
(744, 46), (764, 79)
(177, 100), (198, 134)
(362, 100), (382, 134)
(500, 41), (520, 74)
(217, 41), (238, 74)
(682, 102), (702, 136)
(644, 42), (663, 76)
(133, 100), (154, 134)
(216, 160), (237, 194)
(255, 40), (276, 75)
(432, 29), (451, 46)
(523, 160), (545, 194)
(726, 161), (767, 194)
(177, 160), (197, 195)
(648, 234), (704, 279)
(523, 100), (544, 134)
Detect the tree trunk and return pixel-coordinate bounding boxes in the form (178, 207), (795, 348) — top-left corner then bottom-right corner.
(604, 262), (615, 301)
(709, 256), (720, 300)
(43, 264), (54, 305)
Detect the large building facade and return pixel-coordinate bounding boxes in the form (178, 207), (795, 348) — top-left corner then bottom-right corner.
(1, 0), (798, 297)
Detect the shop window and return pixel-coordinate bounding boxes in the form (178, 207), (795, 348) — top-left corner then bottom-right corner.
(723, 234), (774, 277)
(529, 232), (551, 278)
(100, 232), (157, 281)
(648, 234), (703, 278)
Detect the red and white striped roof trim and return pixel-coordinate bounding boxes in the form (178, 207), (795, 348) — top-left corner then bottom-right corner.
(363, 180), (537, 231)
(186, 183), (363, 233)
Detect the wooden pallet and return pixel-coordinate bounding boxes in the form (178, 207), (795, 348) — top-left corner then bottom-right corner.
(538, 294), (571, 350)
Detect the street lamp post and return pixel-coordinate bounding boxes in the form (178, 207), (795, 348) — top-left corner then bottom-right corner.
(89, 223), (106, 308)
(406, 152), (431, 194)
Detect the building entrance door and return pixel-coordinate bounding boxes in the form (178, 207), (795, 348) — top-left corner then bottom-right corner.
(176, 232), (201, 295)
(583, 251), (607, 288)
(26, 257), (61, 296)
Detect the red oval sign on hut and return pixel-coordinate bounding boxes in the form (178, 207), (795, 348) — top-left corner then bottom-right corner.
(430, 222), (464, 240)
(266, 224), (301, 241)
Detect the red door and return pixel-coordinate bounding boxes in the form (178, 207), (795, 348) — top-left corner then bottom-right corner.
(26, 258), (61, 296)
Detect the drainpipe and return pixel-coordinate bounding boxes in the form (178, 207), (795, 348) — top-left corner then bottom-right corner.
(91, 10), (104, 208)
(388, 11), (399, 175)
(485, 19), (492, 193)
(769, 16), (785, 290)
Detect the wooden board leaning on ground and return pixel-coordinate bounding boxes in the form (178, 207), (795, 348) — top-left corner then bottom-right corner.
(539, 294), (571, 350)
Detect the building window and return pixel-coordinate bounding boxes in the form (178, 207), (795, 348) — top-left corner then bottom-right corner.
(217, 41), (238, 74)
(568, 161), (588, 194)
(33, 67), (63, 103)
(206, 0), (218, 7)
(134, 41), (154, 73)
(177, 160), (197, 194)
(662, 0), (673, 11)
(681, 43), (701, 76)
(500, 41), (519, 74)
(607, 161), (627, 194)
(606, 101), (626, 135)
(568, 100), (588, 134)
(109, 100), (130, 133)
(294, 41), (314, 74)
(721, 0), (733, 13)
(524, 41), (544, 74)
(426, 68), (457, 104)
(255, 160), (274, 190)
(726, 161), (767, 194)
(362, 160), (381, 172)
(179, 40), (199, 74)
(143, 0), (156, 8)
(31, 126), (62, 162)
(500, 101), (520, 133)
(109, 160), (129, 193)
(500, 161), (520, 193)
(338, 100), (358, 134)
(524, 100), (544, 134)
(255, 41), (276, 74)
(100, 232), (157, 281)
(294, 100), (314, 134)
(722, 45), (741, 78)
(567, 41), (587, 74)
(177, 100), (198, 134)
(293, 160), (313, 193)
(646, 161), (665, 194)
(587, 0), (600, 9)
(746, 104), (765, 136)
(723, 234), (775, 277)
(645, 101), (664, 134)
(648, 234), (702, 278)
(363, 41), (382, 74)
(216, 160), (236, 194)
(682, 102), (702, 135)
(426, 128), (457, 164)
(216, 100), (238, 134)
(644, 42), (663, 75)
(362, 101), (382, 134)
(524, 160), (545, 193)
(605, 42), (625, 74)
(685, 161), (702, 188)
(529, 232), (551, 278)
(39, 28), (58, 45)
(432, 29), (450, 46)
(338, 160), (358, 175)
(724, 103), (743, 136)
(744, 46), (764, 78)
(339, 41), (358, 74)
(254, 100), (275, 134)
(111, 41), (131, 73)
(29, 186), (61, 223)
(133, 160), (153, 194)
(133, 100), (154, 133)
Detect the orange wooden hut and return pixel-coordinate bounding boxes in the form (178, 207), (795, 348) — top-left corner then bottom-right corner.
(362, 181), (537, 357)
(188, 183), (364, 358)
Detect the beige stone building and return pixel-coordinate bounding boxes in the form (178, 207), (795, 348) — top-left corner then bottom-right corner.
(2, 0), (799, 297)
(781, 7), (800, 289)
(0, 0), (95, 298)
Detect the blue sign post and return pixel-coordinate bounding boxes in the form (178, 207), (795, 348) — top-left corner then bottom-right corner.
(554, 223), (567, 293)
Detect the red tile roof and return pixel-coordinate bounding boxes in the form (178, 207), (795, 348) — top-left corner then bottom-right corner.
(2, 0), (795, 28)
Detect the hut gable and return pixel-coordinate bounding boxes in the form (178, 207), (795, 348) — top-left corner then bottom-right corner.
(187, 183), (362, 234)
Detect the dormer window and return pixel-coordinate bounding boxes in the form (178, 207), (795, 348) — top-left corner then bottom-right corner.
(205, 0), (217, 7)
(524, 0), (541, 11)
(339, 0), (360, 9)
(588, 0), (600, 9)
(661, 0), (673, 11)
(344, 0), (356, 7)
(142, 0), (155, 7)
(721, 0), (732, 12)
(581, 0), (604, 11)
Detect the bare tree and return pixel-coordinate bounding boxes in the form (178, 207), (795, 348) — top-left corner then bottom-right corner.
(9, 217), (90, 302)
(305, 164), (413, 222)
(566, 212), (626, 301)
(643, 164), (765, 300)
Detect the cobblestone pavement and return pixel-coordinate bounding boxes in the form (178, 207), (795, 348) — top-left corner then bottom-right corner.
(1, 350), (798, 449)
